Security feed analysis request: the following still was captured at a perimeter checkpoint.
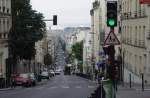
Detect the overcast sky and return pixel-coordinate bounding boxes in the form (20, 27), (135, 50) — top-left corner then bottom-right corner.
(30, 0), (93, 28)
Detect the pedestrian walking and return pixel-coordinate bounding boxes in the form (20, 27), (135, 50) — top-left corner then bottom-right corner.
(11, 75), (16, 88)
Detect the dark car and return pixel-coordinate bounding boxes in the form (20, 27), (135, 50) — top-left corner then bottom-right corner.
(40, 71), (50, 79)
(28, 73), (37, 86)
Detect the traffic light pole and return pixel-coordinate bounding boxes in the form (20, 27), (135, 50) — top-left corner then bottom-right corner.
(105, 1), (118, 98)
(43, 15), (57, 25)
(109, 27), (117, 98)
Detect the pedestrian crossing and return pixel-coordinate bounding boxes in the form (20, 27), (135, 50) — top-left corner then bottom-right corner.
(33, 85), (97, 90)
(75, 86), (82, 88)
(61, 86), (69, 88)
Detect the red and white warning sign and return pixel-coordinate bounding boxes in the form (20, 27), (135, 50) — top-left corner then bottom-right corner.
(104, 30), (120, 45)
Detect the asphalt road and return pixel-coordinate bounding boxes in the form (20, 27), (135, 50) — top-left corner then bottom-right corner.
(0, 74), (98, 98)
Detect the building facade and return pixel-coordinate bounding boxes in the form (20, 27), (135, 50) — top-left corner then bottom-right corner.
(92, 0), (101, 71)
(120, 0), (150, 84)
(83, 31), (92, 74)
(0, 0), (12, 78)
(35, 40), (45, 66)
(91, 0), (107, 71)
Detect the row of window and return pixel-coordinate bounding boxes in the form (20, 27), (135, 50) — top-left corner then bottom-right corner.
(0, 0), (11, 14)
(121, 0), (146, 17)
(0, 18), (11, 34)
(0, 33), (8, 39)
(124, 50), (150, 76)
(125, 51), (145, 76)
(122, 25), (146, 46)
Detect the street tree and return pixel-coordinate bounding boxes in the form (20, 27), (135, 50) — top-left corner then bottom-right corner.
(9, 0), (46, 60)
(71, 41), (83, 61)
(71, 41), (83, 72)
(44, 54), (53, 66)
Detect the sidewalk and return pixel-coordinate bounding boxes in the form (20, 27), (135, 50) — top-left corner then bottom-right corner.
(0, 88), (12, 91)
(116, 84), (150, 98)
(0, 79), (48, 91)
(121, 83), (150, 91)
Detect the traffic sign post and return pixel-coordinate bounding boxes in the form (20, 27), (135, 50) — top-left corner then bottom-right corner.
(101, 1), (120, 97)
(104, 29), (120, 46)
(103, 28), (119, 98)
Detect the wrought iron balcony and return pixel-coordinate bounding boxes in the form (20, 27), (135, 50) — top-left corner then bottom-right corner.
(121, 10), (147, 20)
(139, 40), (145, 47)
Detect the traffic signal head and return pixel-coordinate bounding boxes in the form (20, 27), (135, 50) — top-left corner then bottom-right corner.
(107, 1), (117, 27)
(53, 15), (57, 25)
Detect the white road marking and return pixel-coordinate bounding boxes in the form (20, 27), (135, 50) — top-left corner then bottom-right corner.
(49, 86), (58, 89)
(61, 86), (69, 88)
(75, 86), (82, 88)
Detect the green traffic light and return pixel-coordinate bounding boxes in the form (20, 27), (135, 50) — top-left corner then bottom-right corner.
(108, 19), (115, 26)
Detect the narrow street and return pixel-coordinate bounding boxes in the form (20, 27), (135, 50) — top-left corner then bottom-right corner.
(0, 74), (97, 98)
(1, 0), (150, 98)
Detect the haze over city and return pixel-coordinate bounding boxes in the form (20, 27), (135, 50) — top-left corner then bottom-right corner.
(31, 0), (93, 28)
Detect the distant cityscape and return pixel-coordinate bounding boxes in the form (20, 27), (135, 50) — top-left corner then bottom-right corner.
(49, 23), (91, 30)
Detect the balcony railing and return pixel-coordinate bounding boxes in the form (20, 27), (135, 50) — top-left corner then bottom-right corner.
(142, 10), (146, 17)
(134, 40), (137, 45)
(139, 40), (145, 47)
(122, 38), (145, 48)
(121, 10), (147, 20)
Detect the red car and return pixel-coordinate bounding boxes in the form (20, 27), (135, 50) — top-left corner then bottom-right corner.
(14, 73), (32, 87)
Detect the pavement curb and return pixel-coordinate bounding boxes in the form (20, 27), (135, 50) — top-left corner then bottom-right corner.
(0, 88), (12, 91)
(37, 79), (49, 86)
(135, 88), (150, 91)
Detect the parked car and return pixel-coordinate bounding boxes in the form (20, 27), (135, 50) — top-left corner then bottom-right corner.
(55, 69), (61, 75)
(28, 73), (37, 86)
(49, 70), (55, 77)
(14, 73), (32, 87)
(40, 71), (50, 79)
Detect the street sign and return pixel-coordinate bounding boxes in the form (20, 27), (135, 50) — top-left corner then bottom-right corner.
(104, 30), (120, 45)
(140, 0), (150, 4)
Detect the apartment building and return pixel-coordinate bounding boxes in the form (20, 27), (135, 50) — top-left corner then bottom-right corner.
(120, 0), (150, 84)
(91, 0), (107, 72)
(0, 0), (11, 78)
(83, 32), (92, 74)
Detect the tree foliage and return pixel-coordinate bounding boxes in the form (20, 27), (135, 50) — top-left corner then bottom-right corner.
(9, 0), (46, 60)
(44, 54), (52, 66)
(71, 41), (83, 61)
